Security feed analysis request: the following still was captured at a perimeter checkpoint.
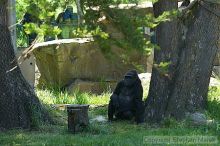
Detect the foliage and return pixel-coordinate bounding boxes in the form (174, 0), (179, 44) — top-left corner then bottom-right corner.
(208, 86), (220, 120)
(55, 91), (74, 104)
(79, 1), (179, 60)
(16, 0), (75, 41)
(16, 25), (28, 47)
(16, 0), (75, 21)
(16, 0), (178, 51)
(71, 26), (109, 39)
(137, 10), (179, 28)
(108, 9), (148, 53)
(153, 61), (171, 75)
(37, 89), (74, 104)
(73, 89), (89, 104)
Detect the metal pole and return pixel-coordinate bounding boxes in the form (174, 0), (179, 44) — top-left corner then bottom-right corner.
(7, 0), (17, 52)
(76, 0), (83, 26)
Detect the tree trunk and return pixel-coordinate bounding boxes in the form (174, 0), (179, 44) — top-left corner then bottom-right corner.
(166, 1), (220, 119)
(145, 1), (220, 122)
(145, 0), (179, 122)
(0, 0), (8, 25)
(0, 0), (50, 130)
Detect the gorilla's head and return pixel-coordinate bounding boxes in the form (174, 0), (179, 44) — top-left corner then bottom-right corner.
(123, 70), (139, 87)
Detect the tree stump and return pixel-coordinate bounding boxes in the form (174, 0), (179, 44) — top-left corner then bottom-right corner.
(67, 104), (89, 133)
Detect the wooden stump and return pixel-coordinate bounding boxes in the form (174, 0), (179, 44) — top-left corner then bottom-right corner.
(67, 104), (89, 133)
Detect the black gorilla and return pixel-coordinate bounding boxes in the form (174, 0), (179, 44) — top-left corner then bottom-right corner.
(108, 70), (145, 124)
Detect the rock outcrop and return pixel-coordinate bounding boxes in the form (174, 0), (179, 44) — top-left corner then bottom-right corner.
(33, 38), (148, 91)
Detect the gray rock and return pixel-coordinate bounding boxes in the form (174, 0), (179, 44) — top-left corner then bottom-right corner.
(90, 115), (108, 123)
(67, 79), (117, 94)
(187, 112), (208, 125)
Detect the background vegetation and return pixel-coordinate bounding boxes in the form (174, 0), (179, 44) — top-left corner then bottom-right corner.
(16, 0), (174, 53)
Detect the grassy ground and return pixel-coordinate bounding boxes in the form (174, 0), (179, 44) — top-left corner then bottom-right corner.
(36, 89), (110, 105)
(1, 87), (220, 146)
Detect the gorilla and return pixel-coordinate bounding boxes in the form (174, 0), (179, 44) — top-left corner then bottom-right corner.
(108, 70), (145, 124)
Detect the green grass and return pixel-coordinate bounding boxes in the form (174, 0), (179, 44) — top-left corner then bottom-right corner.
(36, 88), (110, 105)
(0, 109), (220, 146)
(0, 115), (220, 146)
(208, 86), (220, 121)
(1, 87), (220, 146)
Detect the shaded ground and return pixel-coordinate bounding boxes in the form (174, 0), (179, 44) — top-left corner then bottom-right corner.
(0, 105), (220, 146)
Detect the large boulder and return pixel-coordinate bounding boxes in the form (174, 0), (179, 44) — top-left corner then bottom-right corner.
(67, 79), (117, 94)
(33, 38), (148, 88)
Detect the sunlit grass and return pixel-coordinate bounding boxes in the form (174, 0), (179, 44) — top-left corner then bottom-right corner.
(208, 86), (220, 120)
(36, 88), (110, 105)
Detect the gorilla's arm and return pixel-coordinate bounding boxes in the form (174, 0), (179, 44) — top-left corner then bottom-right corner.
(108, 81), (123, 121)
(136, 83), (143, 100)
(113, 81), (123, 95)
(108, 99), (115, 121)
(134, 83), (145, 123)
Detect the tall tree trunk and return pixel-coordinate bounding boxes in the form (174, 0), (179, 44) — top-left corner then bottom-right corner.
(0, 0), (50, 130)
(145, 1), (220, 122)
(166, 1), (220, 119)
(145, 0), (179, 122)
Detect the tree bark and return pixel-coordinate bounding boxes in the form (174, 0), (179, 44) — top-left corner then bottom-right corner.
(0, 0), (50, 130)
(0, 0), (8, 25)
(145, 0), (179, 122)
(145, 1), (220, 122)
(166, 1), (220, 119)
